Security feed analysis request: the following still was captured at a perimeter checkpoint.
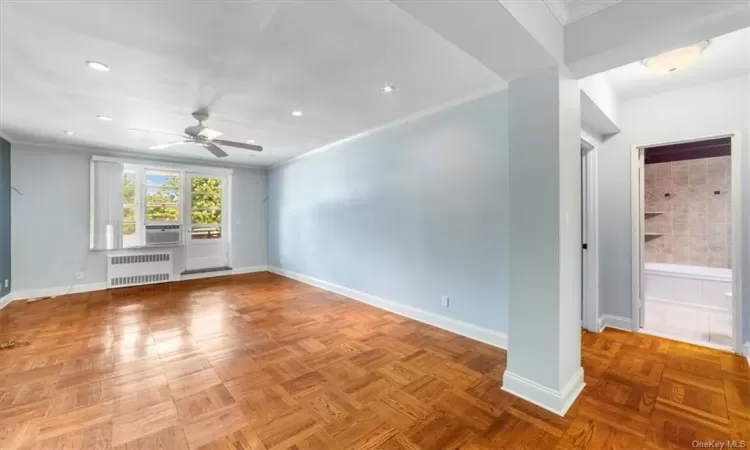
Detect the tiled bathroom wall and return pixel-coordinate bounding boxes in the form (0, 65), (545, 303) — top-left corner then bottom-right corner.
(644, 155), (732, 268)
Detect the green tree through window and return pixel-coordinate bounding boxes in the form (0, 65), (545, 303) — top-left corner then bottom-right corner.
(120, 170), (225, 244)
(191, 177), (222, 239)
(146, 174), (180, 222)
(123, 173), (136, 236)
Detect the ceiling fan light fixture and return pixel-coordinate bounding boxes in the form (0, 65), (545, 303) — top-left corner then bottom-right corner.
(642, 41), (709, 73)
(96, 115), (113, 121)
(197, 128), (223, 140)
(292, 111), (303, 117)
(135, 109), (263, 157)
(86, 61), (110, 72)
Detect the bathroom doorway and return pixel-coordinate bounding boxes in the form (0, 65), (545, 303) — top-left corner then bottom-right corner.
(631, 134), (742, 351)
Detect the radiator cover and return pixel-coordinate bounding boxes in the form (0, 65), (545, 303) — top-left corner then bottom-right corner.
(107, 251), (173, 289)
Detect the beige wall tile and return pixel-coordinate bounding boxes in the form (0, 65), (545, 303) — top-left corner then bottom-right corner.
(672, 161), (690, 186)
(688, 159), (707, 186)
(643, 155), (731, 268)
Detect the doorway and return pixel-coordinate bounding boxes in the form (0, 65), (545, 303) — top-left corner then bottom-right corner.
(581, 136), (599, 332)
(184, 173), (230, 273)
(631, 134), (743, 352)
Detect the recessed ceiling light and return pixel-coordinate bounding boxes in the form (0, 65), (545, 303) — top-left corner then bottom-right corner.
(96, 115), (113, 121)
(382, 84), (395, 93)
(247, 139), (256, 144)
(63, 130), (74, 136)
(642, 41), (710, 73)
(86, 61), (110, 72)
(292, 111), (303, 117)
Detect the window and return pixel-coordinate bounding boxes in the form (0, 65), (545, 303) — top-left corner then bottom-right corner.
(145, 171), (181, 223)
(120, 166), (183, 247)
(122, 170), (137, 248)
(189, 176), (223, 240)
(90, 157), (230, 250)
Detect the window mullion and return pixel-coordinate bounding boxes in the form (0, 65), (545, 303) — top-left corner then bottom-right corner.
(181, 171), (187, 232)
(137, 168), (145, 246)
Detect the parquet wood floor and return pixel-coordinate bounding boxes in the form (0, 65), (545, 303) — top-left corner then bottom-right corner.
(1, 272), (748, 449)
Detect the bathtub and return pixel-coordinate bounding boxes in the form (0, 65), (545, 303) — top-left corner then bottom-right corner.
(645, 263), (732, 313)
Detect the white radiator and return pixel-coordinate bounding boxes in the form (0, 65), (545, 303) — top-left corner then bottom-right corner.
(107, 251), (174, 288)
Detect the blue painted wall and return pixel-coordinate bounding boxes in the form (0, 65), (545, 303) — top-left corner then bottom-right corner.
(268, 91), (510, 332)
(11, 144), (268, 291)
(0, 137), (10, 298)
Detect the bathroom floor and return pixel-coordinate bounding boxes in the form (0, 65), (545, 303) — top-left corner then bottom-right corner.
(642, 301), (733, 350)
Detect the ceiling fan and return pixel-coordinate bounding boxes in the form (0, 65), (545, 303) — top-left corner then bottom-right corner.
(129, 109), (263, 158)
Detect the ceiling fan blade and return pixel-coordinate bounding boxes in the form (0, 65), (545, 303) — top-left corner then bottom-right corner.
(204, 142), (229, 158)
(198, 128), (223, 140)
(149, 140), (193, 150)
(129, 128), (187, 139)
(212, 139), (263, 152)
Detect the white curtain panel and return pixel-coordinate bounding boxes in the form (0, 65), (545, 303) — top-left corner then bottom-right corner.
(90, 160), (124, 250)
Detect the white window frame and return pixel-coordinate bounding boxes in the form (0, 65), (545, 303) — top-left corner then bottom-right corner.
(122, 168), (140, 248)
(143, 168), (182, 226)
(92, 156), (232, 250)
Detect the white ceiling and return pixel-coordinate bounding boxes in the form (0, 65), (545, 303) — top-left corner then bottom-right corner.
(603, 27), (750, 100)
(0, 1), (504, 166)
(545, 0), (622, 25)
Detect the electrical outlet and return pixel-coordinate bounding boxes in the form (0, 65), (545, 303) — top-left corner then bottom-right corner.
(4, 279), (7, 288)
(441, 295), (450, 308)
(75, 272), (84, 280)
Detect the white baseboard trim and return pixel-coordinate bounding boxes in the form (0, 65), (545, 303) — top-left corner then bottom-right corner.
(598, 314), (633, 332)
(744, 342), (750, 367)
(180, 265), (268, 281)
(10, 266), (270, 302)
(647, 296), (729, 315)
(11, 282), (108, 302)
(234, 265), (269, 275)
(267, 266), (508, 349)
(502, 367), (584, 416)
(0, 292), (11, 310)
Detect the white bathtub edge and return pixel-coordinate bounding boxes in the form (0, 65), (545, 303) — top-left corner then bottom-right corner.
(647, 296), (731, 315)
(644, 263), (732, 283)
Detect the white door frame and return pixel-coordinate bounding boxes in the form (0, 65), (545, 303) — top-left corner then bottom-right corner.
(630, 132), (744, 353)
(183, 172), (232, 271)
(630, 146), (646, 331)
(581, 134), (600, 333)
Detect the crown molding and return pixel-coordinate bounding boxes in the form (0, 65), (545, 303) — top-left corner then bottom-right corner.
(9, 140), (266, 171)
(271, 84), (508, 170)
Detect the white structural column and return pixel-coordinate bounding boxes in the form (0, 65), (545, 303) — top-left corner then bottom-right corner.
(502, 66), (584, 416)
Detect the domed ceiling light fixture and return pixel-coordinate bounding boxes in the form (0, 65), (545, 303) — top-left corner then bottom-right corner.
(642, 41), (710, 73)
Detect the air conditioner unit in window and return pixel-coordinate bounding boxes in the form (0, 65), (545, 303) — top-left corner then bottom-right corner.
(145, 224), (181, 245)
